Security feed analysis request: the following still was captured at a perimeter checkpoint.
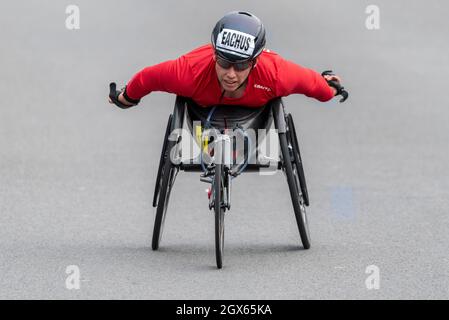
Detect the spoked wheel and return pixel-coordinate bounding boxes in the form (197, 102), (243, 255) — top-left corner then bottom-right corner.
(214, 163), (226, 269)
(279, 128), (311, 249)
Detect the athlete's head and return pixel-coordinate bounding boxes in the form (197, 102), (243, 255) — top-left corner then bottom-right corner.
(211, 11), (266, 92)
(214, 54), (255, 91)
(211, 11), (266, 63)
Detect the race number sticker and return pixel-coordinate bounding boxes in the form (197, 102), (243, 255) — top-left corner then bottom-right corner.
(216, 28), (255, 58)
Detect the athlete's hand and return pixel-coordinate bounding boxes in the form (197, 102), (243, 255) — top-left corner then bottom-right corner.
(323, 74), (341, 87)
(321, 70), (348, 103)
(108, 82), (135, 109)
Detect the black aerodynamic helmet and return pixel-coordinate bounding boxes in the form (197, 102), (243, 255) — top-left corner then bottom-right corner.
(211, 11), (266, 63)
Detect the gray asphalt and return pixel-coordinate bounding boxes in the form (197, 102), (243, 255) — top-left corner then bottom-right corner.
(1, 0), (449, 299)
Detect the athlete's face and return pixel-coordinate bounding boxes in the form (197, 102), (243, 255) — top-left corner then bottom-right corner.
(214, 55), (253, 92)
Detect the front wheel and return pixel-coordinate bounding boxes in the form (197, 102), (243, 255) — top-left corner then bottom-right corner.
(214, 163), (225, 269)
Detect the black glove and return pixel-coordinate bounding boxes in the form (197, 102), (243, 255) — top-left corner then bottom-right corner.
(321, 70), (349, 103)
(109, 82), (139, 109)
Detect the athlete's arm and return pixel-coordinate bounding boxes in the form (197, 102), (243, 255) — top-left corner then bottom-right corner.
(124, 56), (192, 102)
(108, 83), (138, 108)
(276, 57), (336, 102)
(322, 75), (340, 95)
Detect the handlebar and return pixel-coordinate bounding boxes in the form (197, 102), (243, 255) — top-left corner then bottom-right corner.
(321, 70), (349, 103)
(109, 82), (134, 109)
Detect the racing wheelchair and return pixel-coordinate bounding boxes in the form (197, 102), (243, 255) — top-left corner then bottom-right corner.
(151, 97), (311, 269)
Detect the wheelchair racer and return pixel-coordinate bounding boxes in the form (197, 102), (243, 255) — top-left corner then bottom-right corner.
(109, 11), (347, 109)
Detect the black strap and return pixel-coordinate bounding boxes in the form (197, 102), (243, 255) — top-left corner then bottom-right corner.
(123, 86), (141, 105)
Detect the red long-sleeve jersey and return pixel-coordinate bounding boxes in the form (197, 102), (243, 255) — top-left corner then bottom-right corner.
(126, 44), (334, 108)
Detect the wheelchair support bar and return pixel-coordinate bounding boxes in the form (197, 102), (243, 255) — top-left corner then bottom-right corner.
(271, 98), (286, 134)
(180, 163), (272, 172)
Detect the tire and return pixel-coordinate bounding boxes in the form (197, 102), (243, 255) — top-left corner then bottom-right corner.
(151, 98), (185, 251)
(214, 163), (225, 269)
(286, 114), (310, 206)
(279, 132), (311, 249)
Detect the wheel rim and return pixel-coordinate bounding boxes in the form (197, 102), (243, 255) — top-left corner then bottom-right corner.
(299, 196), (310, 240)
(153, 115), (173, 207)
(280, 132), (311, 248)
(292, 160), (310, 243)
(292, 162), (301, 195)
(293, 161), (311, 243)
(287, 115), (309, 206)
(219, 208), (225, 255)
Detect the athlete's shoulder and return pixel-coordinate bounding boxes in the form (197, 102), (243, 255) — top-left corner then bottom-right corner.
(254, 48), (285, 79)
(260, 48), (279, 56)
(181, 44), (214, 61)
(180, 44), (214, 73)
(258, 48), (285, 65)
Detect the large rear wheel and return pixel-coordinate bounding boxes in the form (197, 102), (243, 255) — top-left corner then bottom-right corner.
(279, 132), (311, 249)
(152, 115), (173, 208)
(151, 99), (185, 250)
(286, 114), (309, 206)
(152, 153), (177, 251)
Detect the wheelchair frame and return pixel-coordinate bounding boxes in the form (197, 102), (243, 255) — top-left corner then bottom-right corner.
(151, 96), (311, 268)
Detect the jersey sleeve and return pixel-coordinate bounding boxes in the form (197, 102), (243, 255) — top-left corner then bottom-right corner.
(275, 57), (334, 102)
(125, 55), (193, 101)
